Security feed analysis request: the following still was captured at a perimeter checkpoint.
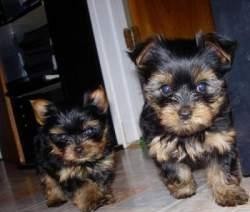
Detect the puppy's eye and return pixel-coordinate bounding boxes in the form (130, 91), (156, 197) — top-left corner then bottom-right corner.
(160, 84), (172, 96)
(196, 82), (207, 94)
(59, 134), (72, 144)
(50, 134), (72, 147)
(82, 128), (96, 137)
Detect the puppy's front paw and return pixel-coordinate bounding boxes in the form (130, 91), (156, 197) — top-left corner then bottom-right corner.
(45, 187), (67, 207)
(80, 207), (95, 212)
(104, 192), (115, 204)
(46, 198), (67, 207)
(79, 198), (107, 212)
(214, 185), (249, 206)
(167, 179), (197, 199)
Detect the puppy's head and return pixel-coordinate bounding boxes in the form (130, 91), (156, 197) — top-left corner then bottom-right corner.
(31, 86), (110, 163)
(129, 33), (236, 136)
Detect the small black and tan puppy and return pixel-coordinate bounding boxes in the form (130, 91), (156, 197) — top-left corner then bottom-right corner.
(31, 86), (114, 211)
(129, 33), (249, 206)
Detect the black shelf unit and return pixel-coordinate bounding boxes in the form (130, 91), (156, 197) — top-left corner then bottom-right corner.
(1, 0), (63, 165)
(7, 22), (62, 165)
(18, 24), (56, 79)
(0, 0), (41, 27)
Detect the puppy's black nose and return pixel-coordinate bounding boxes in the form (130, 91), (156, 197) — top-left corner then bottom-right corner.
(178, 106), (192, 120)
(75, 146), (83, 154)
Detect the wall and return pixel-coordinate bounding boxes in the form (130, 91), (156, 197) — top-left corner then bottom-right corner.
(211, 0), (250, 176)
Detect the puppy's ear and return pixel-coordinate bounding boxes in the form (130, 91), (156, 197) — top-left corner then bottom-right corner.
(128, 35), (170, 78)
(196, 32), (237, 72)
(84, 85), (108, 113)
(30, 99), (55, 126)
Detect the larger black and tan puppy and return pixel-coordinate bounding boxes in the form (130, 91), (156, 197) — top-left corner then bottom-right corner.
(129, 32), (249, 206)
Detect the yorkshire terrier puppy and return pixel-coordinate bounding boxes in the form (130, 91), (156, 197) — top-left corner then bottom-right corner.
(129, 33), (249, 206)
(31, 86), (114, 211)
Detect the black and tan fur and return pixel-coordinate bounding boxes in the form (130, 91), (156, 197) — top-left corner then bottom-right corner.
(31, 86), (115, 212)
(129, 33), (249, 206)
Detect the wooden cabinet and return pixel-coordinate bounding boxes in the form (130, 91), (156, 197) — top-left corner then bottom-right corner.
(127, 0), (215, 40)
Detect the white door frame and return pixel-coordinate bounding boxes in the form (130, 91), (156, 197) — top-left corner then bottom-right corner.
(87, 0), (144, 147)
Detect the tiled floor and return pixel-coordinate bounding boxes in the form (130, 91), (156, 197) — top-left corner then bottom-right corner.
(1, 146), (250, 212)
